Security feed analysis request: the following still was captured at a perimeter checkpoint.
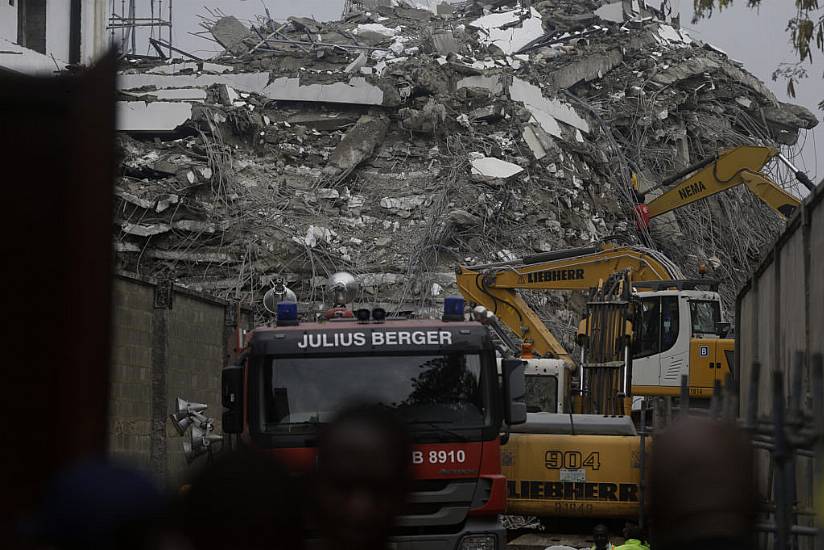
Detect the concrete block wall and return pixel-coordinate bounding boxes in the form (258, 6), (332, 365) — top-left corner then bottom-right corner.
(108, 273), (253, 486)
(165, 294), (227, 483)
(109, 278), (154, 467)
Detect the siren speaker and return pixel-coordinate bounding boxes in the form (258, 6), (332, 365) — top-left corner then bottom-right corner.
(175, 397), (208, 415)
(169, 411), (195, 436)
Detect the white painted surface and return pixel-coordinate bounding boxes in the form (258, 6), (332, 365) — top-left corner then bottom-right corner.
(0, 1), (17, 42)
(0, 37), (64, 74)
(80, 0), (109, 64)
(46, 0), (71, 63)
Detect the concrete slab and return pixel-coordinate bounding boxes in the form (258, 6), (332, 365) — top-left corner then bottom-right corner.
(470, 156), (524, 179)
(119, 72), (271, 94)
(355, 23), (399, 38)
(345, 53), (368, 74)
(117, 101), (193, 133)
(510, 77), (590, 137)
(287, 113), (359, 131)
(263, 76), (384, 105)
(549, 49), (623, 90)
(595, 1), (624, 23)
(121, 222), (171, 237)
(147, 61), (231, 74)
(126, 88), (208, 101)
(470, 7), (545, 55)
(522, 125), (547, 160)
(457, 75), (503, 94)
(432, 30), (459, 55)
(210, 16), (254, 56)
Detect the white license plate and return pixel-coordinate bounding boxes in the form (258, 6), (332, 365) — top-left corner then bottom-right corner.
(560, 468), (586, 482)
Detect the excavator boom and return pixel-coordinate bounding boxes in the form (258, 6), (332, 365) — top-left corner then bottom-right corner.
(642, 145), (801, 221)
(456, 243), (683, 364)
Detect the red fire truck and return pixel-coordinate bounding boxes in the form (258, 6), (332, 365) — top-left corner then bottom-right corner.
(221, 286), (526, 550)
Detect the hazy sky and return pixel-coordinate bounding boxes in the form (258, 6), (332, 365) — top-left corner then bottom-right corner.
(681, 1), (823, 181)
(127, 0), (821, 181)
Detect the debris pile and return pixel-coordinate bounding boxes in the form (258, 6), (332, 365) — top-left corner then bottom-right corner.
(113, 0), (817, 340)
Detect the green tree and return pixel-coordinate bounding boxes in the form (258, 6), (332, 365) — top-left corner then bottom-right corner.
(693, 0), (824, 101)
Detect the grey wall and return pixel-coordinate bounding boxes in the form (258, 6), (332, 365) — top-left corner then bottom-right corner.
(108, 273), (253, 486)
(736, 180), (824, 542)
(0, 1), (18, 42)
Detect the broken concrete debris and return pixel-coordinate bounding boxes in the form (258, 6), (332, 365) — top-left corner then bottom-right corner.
(113, 0), (818, 331)
(470, 155), (524, 180)
(469, 7), (546, 55)
(210, 16), (256, 56)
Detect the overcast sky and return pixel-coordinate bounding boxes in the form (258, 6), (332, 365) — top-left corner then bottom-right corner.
(126, 0), (821, 181)
(681, 1), (823, 181)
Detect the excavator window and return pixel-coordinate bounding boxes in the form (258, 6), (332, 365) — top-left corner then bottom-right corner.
(661, 297), (680, 351)
(633, 296), (680, 358)
(633, 298), (660, 359)
(689, 300), (721, 336)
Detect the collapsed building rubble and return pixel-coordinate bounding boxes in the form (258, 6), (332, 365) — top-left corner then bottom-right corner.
(113, 0), (817, 344)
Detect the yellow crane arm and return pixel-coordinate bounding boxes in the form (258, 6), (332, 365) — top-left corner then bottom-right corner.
(456, 269), (574, 365)
(740, 171), (801, 218)
(644, 145), (801, 219)
(455, 243), (683, 364)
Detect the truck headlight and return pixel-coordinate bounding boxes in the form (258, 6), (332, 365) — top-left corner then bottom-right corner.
(459, 534), (497, 550)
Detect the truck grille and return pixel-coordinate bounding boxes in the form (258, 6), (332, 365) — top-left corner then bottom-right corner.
(394, 479), (479, 530)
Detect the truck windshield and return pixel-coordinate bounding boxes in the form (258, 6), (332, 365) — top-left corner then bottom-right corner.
(261, 353), (487, 435)
(689, 300), (721, 335)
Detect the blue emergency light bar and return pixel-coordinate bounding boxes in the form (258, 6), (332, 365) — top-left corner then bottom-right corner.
(442, 296), (465, 322)
(276, 301), (299, 326)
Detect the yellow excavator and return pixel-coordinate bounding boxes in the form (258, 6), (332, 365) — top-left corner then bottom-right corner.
(477, 260), (731, 521)
(501, 271), (651, 520)
(633, 145), (813, 227)
(457, 241), (732, 398)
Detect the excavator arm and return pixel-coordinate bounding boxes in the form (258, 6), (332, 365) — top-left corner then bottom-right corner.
(639, 145), (805, 223)
(455, 243), (683, 365)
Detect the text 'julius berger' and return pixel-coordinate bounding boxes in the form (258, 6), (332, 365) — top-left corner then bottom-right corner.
(298, 330), (453, 349)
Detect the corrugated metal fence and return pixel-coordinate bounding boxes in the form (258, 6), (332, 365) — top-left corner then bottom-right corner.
(736, 181), (824, 550)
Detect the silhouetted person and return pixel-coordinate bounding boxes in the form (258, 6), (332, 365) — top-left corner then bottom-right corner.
(313, 404), (412, 550)
(591, 523), (614, 550)
(180, 448), (303, 550)
(648, 418), (756, 550)
(24, 459), (167, 550)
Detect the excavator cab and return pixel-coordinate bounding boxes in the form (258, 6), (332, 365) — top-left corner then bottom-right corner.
(629, 281), (732, 398)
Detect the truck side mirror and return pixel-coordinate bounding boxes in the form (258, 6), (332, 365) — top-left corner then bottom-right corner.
(221, 364), (244, 434)
(715, 321), (731, 338)
(501, 358), (527, 425)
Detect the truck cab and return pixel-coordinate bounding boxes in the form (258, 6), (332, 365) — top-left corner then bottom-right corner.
(222, 296), (527, 550)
